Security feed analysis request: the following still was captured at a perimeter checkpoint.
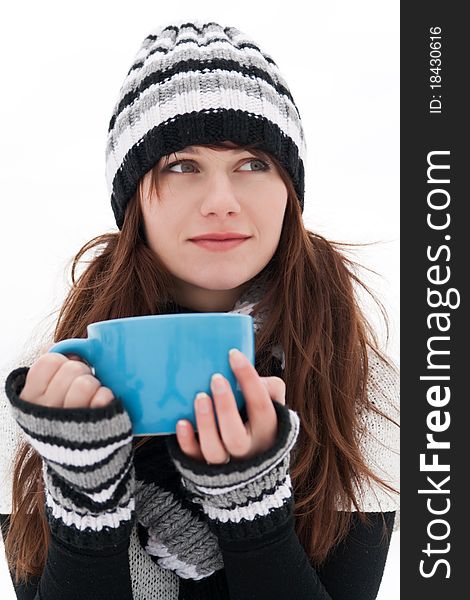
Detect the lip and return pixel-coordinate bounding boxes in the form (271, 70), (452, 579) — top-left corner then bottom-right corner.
(190, 238), (250, 251)
(189, 232), (251, 241)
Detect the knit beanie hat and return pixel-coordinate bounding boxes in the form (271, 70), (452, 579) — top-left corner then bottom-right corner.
(105, 19), (307, 230)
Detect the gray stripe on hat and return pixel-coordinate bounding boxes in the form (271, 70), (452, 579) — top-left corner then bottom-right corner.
(120, 38), (290, 108)
(106, 68), (302, 160)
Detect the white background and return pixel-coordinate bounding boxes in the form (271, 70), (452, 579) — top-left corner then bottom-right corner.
(0, 1), (399, 597)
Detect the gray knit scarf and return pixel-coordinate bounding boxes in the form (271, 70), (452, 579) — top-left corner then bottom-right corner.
(227, 271), (285, 369)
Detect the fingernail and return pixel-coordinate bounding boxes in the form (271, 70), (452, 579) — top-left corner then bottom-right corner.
(229, 348), (245, 367)
(211, 373), (226, 392)
(177, 420), (189, 435)
(196, 392), (211, 413)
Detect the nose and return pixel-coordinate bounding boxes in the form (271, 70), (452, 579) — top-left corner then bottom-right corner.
(199, 171), (242, 216)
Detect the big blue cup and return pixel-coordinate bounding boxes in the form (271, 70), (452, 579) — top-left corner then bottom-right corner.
(48, 313), (255, 436)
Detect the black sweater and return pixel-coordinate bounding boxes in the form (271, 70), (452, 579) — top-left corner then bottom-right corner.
(1, 511), (395, 600)
(1, 304), (398, 599)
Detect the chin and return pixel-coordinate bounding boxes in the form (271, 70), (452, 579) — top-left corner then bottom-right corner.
(186, 272), (254, 292)
(197, 279), (247, 292)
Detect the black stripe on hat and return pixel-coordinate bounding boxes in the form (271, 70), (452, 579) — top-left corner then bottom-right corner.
(109, 56), (299, 134)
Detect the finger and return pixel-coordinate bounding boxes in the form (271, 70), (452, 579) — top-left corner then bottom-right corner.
(228, 350), (279, 436)
(175, 419), (205, 461)
(210, 374), (249, 456)
(67, 354), (86, 363)
(261, 377), (287, 405)
(42, 360), (92, 408)
(66, 353), (93, 370)
(21, 353), (68, 403)
(63, 374), (101, 408)
(194, 393), (230, 463)
(90, 386), (115, 408)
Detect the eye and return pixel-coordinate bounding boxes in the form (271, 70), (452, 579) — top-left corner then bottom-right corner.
(163, 157), (272, 173)
(165, 160), (198, 173)
(238, 158), (272, 172)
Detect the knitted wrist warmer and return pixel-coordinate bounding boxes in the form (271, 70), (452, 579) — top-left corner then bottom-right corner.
(164, 400), (300, 545)
(4, 366), (136, 551)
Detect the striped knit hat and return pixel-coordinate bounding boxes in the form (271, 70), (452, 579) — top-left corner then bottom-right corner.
(105, 19), (307, 230)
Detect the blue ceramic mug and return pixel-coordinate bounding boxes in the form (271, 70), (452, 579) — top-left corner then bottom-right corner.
(48, 313), (254, 435)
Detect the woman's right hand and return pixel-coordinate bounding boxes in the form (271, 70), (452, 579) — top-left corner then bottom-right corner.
(19, 351), (114, 409)
(5, 349), (136, 552)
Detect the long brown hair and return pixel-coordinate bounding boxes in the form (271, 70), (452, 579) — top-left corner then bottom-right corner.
(3, 141), (399, 585)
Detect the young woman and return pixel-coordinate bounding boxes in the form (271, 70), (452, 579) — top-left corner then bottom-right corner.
(1, 19), (399, 600)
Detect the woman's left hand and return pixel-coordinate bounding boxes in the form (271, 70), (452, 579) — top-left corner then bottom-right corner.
(176, 348), (286, 464)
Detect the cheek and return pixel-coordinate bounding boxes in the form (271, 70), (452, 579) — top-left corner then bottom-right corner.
(257, 187), (287, 231)
(152, 223), (178, 254)
(263, 177), (287, 207)
(143, 210), (177, 255)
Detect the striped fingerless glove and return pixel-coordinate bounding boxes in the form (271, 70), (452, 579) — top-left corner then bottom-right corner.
(4, 366), (136, 551)
(164, 400), (300, 545)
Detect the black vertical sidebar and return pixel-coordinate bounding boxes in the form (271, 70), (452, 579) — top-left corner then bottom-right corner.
(401, 3), (467, 597)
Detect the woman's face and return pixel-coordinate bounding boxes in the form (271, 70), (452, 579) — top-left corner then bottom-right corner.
(140, 142), (288, 312)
